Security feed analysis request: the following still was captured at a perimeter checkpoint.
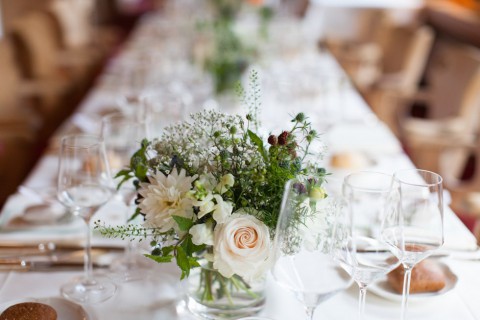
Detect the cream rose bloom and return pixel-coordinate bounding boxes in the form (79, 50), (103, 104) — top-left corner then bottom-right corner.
(213, 212), (270, 281)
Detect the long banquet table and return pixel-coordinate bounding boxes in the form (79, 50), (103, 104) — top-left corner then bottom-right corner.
(1, 6), (480, 320)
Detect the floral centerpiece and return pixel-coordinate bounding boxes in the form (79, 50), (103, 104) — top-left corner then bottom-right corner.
(96, 75), (327, 317)
(202, 0), (274, 94)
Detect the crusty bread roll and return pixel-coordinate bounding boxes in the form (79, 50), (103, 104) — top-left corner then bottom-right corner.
(0, 302), (57, 320)
(330, 152), (368, 170)
(387, 259), (446, 294)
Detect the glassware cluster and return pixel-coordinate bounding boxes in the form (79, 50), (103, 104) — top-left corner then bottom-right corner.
(272, 169), (444, 320)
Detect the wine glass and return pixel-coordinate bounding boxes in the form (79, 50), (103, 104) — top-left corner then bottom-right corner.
(272, 175), (352, 320)
(336, 171), (400, 320)
(101, 113), (149, 281)
(57, 134), (116, 303)
(140, 90), (188, 140)
(382, 169), (444, 320)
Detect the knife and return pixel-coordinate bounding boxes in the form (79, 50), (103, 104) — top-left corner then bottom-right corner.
(0, 242), (124, 252)
(0, 260), (109, 272)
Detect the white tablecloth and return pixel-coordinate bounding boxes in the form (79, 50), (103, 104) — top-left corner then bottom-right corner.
(0, 8), (478, 320)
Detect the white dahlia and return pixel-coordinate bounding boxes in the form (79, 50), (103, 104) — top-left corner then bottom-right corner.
(138, 168), (197, 232)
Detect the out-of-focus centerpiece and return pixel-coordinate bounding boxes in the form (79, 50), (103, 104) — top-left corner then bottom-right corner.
(197, 0), (274, 94)
(96, 75), (327, 318)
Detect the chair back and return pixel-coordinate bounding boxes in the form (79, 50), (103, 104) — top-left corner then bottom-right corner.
(0, 39), (21, 107)
(50, 0), (95, 49)
(381, 25), (434, 93)
(12, 10), (62, 79)
(425, 42), (480, 118)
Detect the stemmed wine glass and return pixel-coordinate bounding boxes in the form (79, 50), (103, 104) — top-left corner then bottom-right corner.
(101, 113), (149, 281)
(57, 134), (116, 303)
(272, 175), (352, 320)
(140, 91), (188, 140)
(382, 169), (444, 320)
(336, 171), (400, 320)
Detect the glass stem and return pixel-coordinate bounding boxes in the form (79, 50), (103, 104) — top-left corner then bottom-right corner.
(358, 284), (367, 320)
(83, 210), (95, 284)
(401, 266), (413, 320)
(123, 200), (136, 265)
(125, 240), (136, 265)
(305, 306), (316, 320)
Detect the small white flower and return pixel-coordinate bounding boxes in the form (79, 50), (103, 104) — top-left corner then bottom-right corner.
(190, 222), (214, 246)
(138, 168), (197, 232)
(192, 193), (215, 219)
(216, 173), (234, 194)
(197, 173), (217, 191)
(212, 195), (233, 223)
(213, 212), (271, 281)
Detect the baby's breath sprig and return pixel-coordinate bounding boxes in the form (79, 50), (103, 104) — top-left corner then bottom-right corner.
(94, 220), (169, 241)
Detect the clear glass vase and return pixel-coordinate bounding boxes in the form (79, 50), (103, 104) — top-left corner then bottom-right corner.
(185, 262), (266, 319)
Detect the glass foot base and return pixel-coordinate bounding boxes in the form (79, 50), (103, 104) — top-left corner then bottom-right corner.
(109, 255), (153, 282)
(61, 276), (117, 304)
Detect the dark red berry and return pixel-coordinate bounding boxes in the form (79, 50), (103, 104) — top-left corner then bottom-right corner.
(268, 135), (277, 145)
(278, 131), (289, 145)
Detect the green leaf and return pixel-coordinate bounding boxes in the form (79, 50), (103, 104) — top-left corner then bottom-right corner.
(188, 257), (201, 268)
(175, 246), (190, 279)
(162, 246), (174, 256)
(145, 254), (173, 263)
(134, 163), (148, 181)
(114, 169), (132, 179)
(117, 175), (133, 190)
(181, 234), (206, 256)
(172, 215), (194, 231)
(127, 207), (142, 222)
(247, 130), (267, 161)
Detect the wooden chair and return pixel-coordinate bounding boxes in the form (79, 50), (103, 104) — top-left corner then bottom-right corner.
(327, 9), (390, 91)
(365, 24), (435, 136)
(0, 133), (36, 209)
(400, 44), (480, 175)
(423, 139), (480, 243)
(0, 40), (38, 209)
(0, 38), (40, 140)
(10, 10), (84, 136)
(49, 0), (112, 64)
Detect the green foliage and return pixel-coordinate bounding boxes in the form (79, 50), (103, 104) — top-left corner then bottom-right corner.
(145, 254), (173, 263)
(202, 1), (273, 94)
(172, 215), (194, 231)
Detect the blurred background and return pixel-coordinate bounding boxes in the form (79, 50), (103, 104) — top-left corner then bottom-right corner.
(1, 0), (480, 236)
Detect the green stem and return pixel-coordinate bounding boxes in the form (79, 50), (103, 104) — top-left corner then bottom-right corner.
(203, 269), (214, 301)
(217, 273), (234, 305)
(230, 276), (260, 299)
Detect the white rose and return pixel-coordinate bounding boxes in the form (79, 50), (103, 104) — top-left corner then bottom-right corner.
(216, 174), (235, 194)
(212, 195), (233, 223)
(190, 222), (214, 246)
(213, 213), (271, 281)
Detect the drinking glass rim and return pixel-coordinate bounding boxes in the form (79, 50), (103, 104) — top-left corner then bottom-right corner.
(61, 134), (103, 149)
(343, 171), (393, 194)
(101, 112), (145, 126)
(393, 168), (443, 187)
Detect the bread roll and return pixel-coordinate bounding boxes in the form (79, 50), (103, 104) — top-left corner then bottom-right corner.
(0, 302), (57, 320)
(387, 259), (446, 294)
(330, 152), (368, 170)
